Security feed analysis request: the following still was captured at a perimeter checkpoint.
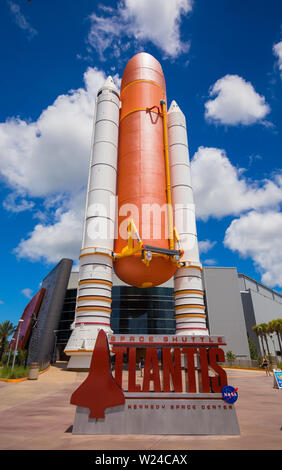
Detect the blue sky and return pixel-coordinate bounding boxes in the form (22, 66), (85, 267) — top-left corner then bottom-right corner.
(0, 0), (282, 326)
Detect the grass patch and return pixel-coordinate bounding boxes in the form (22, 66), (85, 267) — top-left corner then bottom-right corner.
(0, 365), (30, 379)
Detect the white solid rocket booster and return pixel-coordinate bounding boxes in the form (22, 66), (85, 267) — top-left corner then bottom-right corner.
(65, 77), (120, 369)
(167, 101), (209, 336)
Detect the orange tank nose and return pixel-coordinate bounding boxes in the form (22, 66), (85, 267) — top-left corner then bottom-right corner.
(113, 53), (177, 288)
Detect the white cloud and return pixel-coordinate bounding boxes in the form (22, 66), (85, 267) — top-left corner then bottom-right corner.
(203, 259), (217, 266)
(199, 239), (217, 253)
(13, 187), (86, 264)
(15, 208), (83, 264)
(224, 211), (282, 288)
(7, 1), (37, 39)
(0, 67), (108, 198)
(273, 41), (282, 78)
(88, 0), (192, 59)
(21, 288), (33, 299)
(3, 193), (35, 213)
(204, 75), (270, 126)
(191, 147), (282, 220)
(193, 147), (282, 287)
(0, 66), (121, 264)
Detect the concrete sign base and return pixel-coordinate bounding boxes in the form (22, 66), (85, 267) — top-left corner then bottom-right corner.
(72, 396), (240, 435)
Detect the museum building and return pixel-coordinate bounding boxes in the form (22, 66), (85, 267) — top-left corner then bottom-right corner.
(14, 258), (282, 370)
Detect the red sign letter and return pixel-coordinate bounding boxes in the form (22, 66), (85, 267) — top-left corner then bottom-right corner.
(112, 346), (127, 387)
(128, 347), (141, 392)
(182, 347), (197, 393)
(208, 348), (228, 392)
(142, 348), (161, 392)
(162, 348), (182, 392)
(199, 348), (210, 393)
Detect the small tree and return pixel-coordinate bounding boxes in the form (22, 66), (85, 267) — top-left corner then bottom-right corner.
(0, 321), (16, 362)
(253, 324), (266, 356)
(260, 323), (271, 356)
(248, 337), (257, 360)
(253, 319), (282, 361)
(268, 319), (282, 356)
(16, 350), (27, 367)
(1, 352), (8, 366)
(226, 350), (236, 362)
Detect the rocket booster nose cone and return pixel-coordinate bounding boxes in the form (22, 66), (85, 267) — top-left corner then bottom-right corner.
(97, 75), (120, 96)
(104, 76), (116, 89)
(124, 52), (163, 70)
(120, 52), (165, 94)
(168, 99), (186, 127)
(168, 100), (182, 114)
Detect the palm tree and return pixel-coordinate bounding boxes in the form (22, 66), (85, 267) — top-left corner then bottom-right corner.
(0, 321), (16, 362)
(277, 318), (282, 343)
(268, 319), (282, 356)
(260, 323), (271, 357)
(266, 321), (277, 358)
(252, 324), (266, 356)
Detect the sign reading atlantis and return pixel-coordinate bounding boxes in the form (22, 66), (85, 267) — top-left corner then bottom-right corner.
(71, 330), (240, 435)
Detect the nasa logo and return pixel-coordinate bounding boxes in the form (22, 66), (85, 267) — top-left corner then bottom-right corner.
(222, 385), (238, 404)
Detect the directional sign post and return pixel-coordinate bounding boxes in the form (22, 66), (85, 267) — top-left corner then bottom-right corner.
(273, 369), (282, 389)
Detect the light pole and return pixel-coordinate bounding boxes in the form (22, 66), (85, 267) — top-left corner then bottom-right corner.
(7, 338), (15, 366)
(11, 319), (24, 373)
(52, 330), (59, 364)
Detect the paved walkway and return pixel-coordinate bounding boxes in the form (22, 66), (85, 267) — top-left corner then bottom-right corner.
(0, 363), (281, 450)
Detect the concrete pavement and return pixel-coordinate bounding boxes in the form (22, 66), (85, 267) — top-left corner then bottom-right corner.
(0, 363), (281, 450)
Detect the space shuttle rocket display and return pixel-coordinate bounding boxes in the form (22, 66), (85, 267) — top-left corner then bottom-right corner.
(64, 53), (208, 369)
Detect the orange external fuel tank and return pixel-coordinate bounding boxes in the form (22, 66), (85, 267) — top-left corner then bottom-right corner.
(113, 53), (179, 288)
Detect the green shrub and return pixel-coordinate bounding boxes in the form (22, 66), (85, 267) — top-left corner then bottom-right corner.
(226, 350), (236, 361)
(248, 337), (258, 360)
(0, 365), (30, 379)
(16, 350), (27, 366)
(1, 353), (9, 366)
